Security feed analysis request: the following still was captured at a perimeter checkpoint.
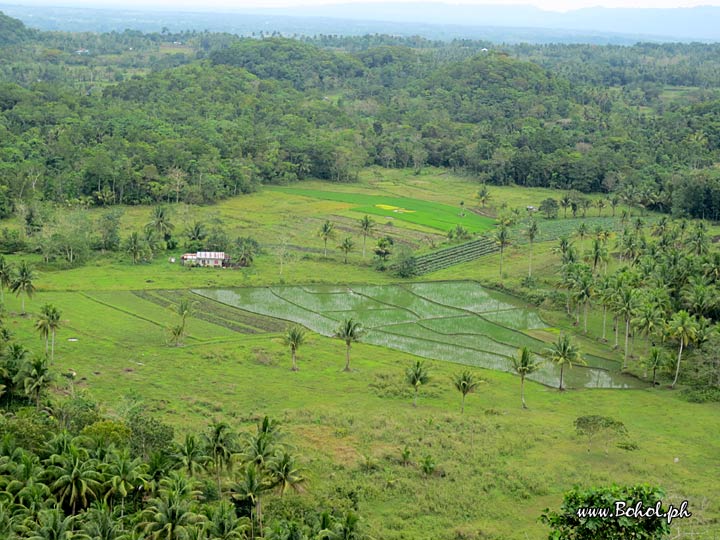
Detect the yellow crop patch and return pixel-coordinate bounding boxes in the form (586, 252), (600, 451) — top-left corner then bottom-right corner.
(375, 204), (415, 213)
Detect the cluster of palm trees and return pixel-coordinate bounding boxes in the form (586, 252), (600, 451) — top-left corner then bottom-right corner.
(34, 305), (62, 363)
(557, 218), (719, 387)
(0, 257), (37, 316)
(0, 340), (52, 411)
(0, 414), (369, 540)
(317, 215), (384, 263)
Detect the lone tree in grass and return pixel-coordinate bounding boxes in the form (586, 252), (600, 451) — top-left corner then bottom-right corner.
(318, 220), (335, 258)
(453, 370), (479, 414)
(512, 347), (541, 409)
(358, 215), (376, 258)
(476, 185), (491, 208)
(146, 205), (175, 245)
(11, 261), (36, 315)
(338, 237), (355, 264)
(124, 231), (146, 264)
(170, 298), (194, 347)
(494, 224), (510, 284)
(334, 318), (363, 372)
(0, 255), (13, 302)
(667, 310), (699, 388)
(405, 361), (429, 407)
(545, 334), (582, 391)
(525, 218), (538, 278)
(283, 326), (306, 371)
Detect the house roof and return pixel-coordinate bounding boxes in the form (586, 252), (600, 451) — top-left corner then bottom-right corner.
(196, 252), (226, 259)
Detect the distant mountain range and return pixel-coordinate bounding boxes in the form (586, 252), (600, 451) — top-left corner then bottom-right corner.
(1, 2), (719, 43)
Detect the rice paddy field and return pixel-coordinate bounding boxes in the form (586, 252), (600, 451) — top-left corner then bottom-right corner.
(190, 281), (641, 389)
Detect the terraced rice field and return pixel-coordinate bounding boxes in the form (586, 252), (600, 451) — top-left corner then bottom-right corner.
(191, 281), (644, 390)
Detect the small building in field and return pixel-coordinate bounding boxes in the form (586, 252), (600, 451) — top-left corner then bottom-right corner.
(181, 251), (229, 267)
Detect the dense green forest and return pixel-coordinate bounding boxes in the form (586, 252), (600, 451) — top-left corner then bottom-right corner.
(1, 12), (720, 219)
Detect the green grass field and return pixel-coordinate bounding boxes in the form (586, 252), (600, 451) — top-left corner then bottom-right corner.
(268, 186), (495, 233)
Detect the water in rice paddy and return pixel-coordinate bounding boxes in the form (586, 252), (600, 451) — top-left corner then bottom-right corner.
(193, 282), (646, 389)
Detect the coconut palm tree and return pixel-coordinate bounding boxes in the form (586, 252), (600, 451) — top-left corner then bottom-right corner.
(0, 256), (13, 303)
(230, 463), (271, 538)
(559, 195), (571, 218)
(47, 446), (102, 514)
(338, 237), (355, 264)
(267, 450), (305, 497)
(104, 449), (148, 521)
(525, 218), (538, 278)
(358, 215), (375, 258)
(173, 434), (208, 478)
(82, 502), (122, 540)
(405, 361), (429, 407)
(202, 422), (237, 494)
(334, 318), (363, 372)
(140, 491), (203, 540)
(512, 347), (541, 408)
(21, 356), (52, 410)
(124, 232), (146, 265)
(146, 206), (175, 243)
(203, 500), (249, 540)
(644, 347), (667, 386)
(283, 326), (306, 372)
(595, 198), (606, 216)
(318, 220), (335, 257)
(452, 370), (479, 414)
(545, 334), (582, 391)
(615, 287), (638, 369)
(476, 185), (491, 208)
(35, 308), (51, 355)
(11, 261), (36, 315)
(494, 224), (510, 284)
(666, 310), (699, 388)
(573, 268), (595, 334)
(24, 505), (82, 540)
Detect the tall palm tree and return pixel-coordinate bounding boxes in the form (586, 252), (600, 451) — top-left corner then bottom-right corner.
(452, 370), (479, 414)
(140, 491), (203, 540)
(358, 215), (375, 258)
(11, 261), (36, 315)
(124, 232), (145, 265)
(572, 268), (594, 334)
(82, 502), (122, 540)
(105, 449), (147, 521)
(338, 237), (355, 264)
(21, 356), (52, 410)
(666, 310), (698, 389)
(35, 308), (51, 355)
(203, 500), (249, 540)
(334, 318), (363, 372)
(146, 206), (175, 242)
(494, 224), (510, 284)
(47, 446), (102, 514)
(559, 195), (571, 218)
(202, 422), (237, 494)
(545, 334), (582, 391)
(283, 326), (306, 372)
(595, 198), (606, 216)
(267, 451), (305, 497)
(318, 220), (335, 257)
(173, 434), (208, 478)
(525, 218), (538, 278)
(476, 185), (491, 208)
(405, 361), (429, 407)
(512, 347), (541, 409)
(230, 464), (271, 539)
(46, 305), (61, 363)
(0, 256), (13, 303)
(644, 347), (666, 386)
(615, 287), (638, 369)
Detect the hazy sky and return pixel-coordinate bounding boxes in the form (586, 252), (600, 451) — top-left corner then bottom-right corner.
(8, 0), (720, 12)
